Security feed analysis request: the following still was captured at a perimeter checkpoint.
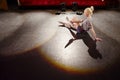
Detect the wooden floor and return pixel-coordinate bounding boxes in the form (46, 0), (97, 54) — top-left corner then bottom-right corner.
(0, 9), (120, 80)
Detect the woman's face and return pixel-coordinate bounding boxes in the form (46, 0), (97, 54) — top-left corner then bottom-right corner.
(73, 23), (78, 29)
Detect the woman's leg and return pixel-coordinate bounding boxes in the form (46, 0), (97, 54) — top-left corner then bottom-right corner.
(59, 21), (71, 28)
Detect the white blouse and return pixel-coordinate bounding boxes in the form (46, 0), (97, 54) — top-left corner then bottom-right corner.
(82, 17), (92, 31)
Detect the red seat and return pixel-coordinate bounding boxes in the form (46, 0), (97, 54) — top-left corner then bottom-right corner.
(18, 0), (119, 7)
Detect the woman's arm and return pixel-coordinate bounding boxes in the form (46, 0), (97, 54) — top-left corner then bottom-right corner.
(89, 25), (102, 41)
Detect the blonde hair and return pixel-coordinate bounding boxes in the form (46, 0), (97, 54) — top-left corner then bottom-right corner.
(90, 6), (94, 11)
(84, 6), (94, 16)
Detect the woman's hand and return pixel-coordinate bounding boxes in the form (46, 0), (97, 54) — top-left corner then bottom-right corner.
(95, 37), (102, 41)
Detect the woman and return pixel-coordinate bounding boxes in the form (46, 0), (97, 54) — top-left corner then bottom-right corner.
(59, 6), (102, 41)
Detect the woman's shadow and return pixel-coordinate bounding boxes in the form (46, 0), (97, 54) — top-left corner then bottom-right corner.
(59, 25), (102, 59)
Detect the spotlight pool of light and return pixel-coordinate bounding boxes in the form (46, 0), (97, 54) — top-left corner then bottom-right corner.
(38, 12), (120, 74)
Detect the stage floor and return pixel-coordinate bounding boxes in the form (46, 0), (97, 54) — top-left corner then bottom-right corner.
(0, 10), (120, 80)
